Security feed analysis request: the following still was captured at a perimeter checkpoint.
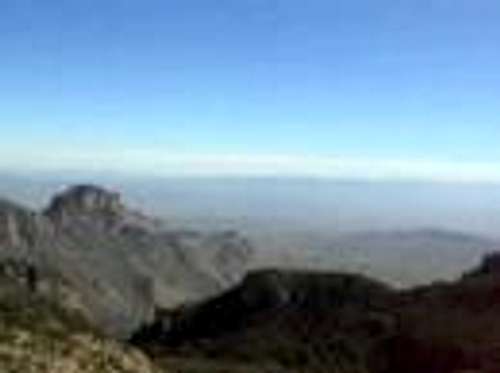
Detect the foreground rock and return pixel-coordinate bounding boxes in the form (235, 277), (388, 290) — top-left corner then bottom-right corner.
(0, 260), (162, 373)
(0, 329), (160, 373)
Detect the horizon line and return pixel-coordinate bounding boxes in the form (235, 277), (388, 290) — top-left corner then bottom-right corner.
(1, 149), (500, 184)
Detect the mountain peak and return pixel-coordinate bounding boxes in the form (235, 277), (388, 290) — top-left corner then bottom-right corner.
(45, 184), (124, 221)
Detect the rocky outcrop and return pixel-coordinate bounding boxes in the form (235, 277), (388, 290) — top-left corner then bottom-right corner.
(44, 184), (125, 223)
(0, 330), (161, 373)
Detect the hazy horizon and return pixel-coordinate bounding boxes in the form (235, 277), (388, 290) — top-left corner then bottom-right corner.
(1, 172), (499, 241)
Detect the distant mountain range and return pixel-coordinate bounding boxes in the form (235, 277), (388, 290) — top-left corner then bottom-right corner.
(251, 228), (497, 288)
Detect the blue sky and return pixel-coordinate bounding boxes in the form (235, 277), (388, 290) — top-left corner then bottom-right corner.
(1, 0), (500, 180)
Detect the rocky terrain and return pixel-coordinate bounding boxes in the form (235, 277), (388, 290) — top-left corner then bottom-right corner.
(133, 253), (500, 373)
(0, 258), (162, 373)
(3, 184), (500, 373)
(0, 185), (254, 337)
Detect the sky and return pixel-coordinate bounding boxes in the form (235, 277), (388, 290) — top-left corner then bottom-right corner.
(1, 0), (500, 180)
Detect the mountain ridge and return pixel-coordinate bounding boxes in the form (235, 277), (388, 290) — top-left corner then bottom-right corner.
(0, 184), (255, 337)
(132, 253), (500, 373)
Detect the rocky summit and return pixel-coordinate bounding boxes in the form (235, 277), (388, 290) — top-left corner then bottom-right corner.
(45, 184), (125, 221)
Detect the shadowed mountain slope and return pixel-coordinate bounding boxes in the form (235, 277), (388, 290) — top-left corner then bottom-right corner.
(132, 270), (398, 372)
(133, 253), (500, 373)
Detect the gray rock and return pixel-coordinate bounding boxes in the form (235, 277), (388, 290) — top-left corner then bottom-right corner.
(0, 185), (254, 337)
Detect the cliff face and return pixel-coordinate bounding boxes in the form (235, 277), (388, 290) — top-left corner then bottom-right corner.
(0, 185), (254, 337)
(0, 199), (53, 249)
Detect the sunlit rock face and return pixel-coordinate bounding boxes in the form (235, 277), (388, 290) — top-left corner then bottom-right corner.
(0, 185), (255, 338)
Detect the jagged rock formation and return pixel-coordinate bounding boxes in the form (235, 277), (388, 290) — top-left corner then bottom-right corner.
(0, 332), (161, 373)
(0, 185), (254, 337)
